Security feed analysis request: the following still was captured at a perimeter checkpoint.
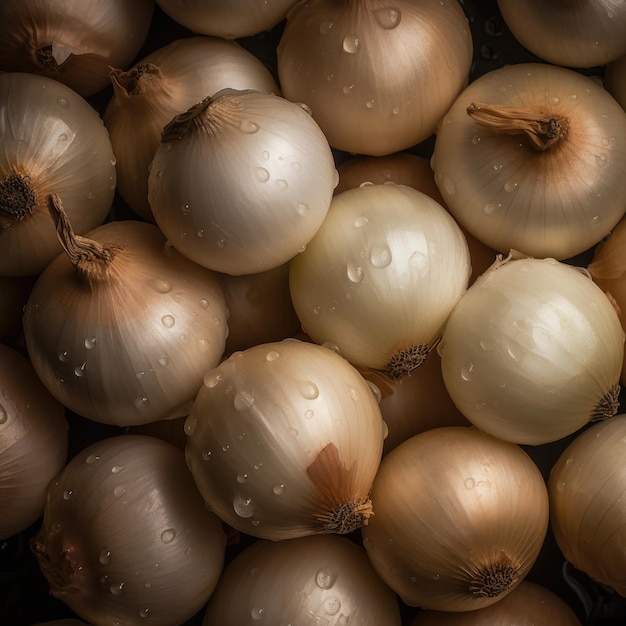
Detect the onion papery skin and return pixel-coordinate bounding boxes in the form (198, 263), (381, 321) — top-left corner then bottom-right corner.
(431, 62), (626, 260)
(410, 579), (582, 625)
(606, 54), (626, 111)
(588, 215), (626, 384)
(439, 255), (624, 445)
(155, 0), (299, 39)
(31, 435), (227, 626)
(0, 343), (67, 540)
(362, 426), (550, 611)
(548, 414), (626, 597)
(277, 0), (473, 156)
(497, 0), (626, 68)
(0, 0), (154, 98)
(219, 262), (302, 355)
(148, 89), (337, 276)
(289, 183), (471, 379)
(185, 339), (386, 540)
(104, 36), (280, 222)
(22, 219), (229, 427)
(202, 534), (402, 625)
(0, 73), (116, 276)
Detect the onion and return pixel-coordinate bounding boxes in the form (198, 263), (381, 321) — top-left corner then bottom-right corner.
(203, 534), (402, 625)
(289, 183), (471, 379)
(431, 62), (626, 260)
(605, 53), (626, 110)
(497, 0), (626, 68)
(588, 215), (626, 385)
(31, 434), (227, 626)
(548, 414), (626, 597)
(0, 343), (67, 540)
(219, 262), (302, 355)
(185, 338), (386, 540)
(277, 0), (472, 155)
(104, 36), (280, 221)
(410, 579), (582, 625)
(155, 0), (298, 39)
(0, 73), (116, 276)
(362, 426), (549, 611)
(0, 275), (36, 348)
(439, 254), (624, 445)
(0, 0), (154, 97)
(22, 194), (229, 427)
(148, 88), (338, 276)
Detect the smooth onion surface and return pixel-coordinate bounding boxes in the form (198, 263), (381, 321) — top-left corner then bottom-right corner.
(362, 426), (550, 611)
(185, 339), (386, 540)
(410, 579), (581, 625)
(289, 183), (471, 378)
(0, 343), (67, 540)
(497, 0), (626, 68)
(0, 73), (116, 276)
(23, 216), (229, 427)
(148, 89), (337, 276)
(32, 435), (227, 626)
(549, 415), (626, 597)
(277, 0), (473, 155)
(431, 62), (626, 260)
(0, 0), (154, 97)
(439, 255), (624, 445)
(203, 534), (402, 625)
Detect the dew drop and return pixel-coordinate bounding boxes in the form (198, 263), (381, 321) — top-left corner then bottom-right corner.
(556, 480), (566, 492)
(184, 416), (197, 435)
(139, 609), (150, 619)
(288, 427), (299, 437)
(319, 20), (334, 35)
(504, 180), (518, 193)
(592, 215), (600, 226)
(240, 119), (260, 134)
(110, 582), (125, 596)
(472, 135), (481, 145)
(483, 203), (502, 216)
(370, 242), (392, 268)
(299, 381), (319, 399)
(62, 489), (73, 500)
(160, 528), (176, 544)
(316, 567), (337, 589)
(342, 84), (354, 95)
(255, 167), (270, 182)
(433, 573), (440, 580)
(58, 351), (70, 362)
(391, 106), (400, 115)
(237, 472), (249, 484)
(296, 202), (310, 216)
(325, 597), (341, 616)
(305, 409), (314, 419)
(217, 238), (226, 248)
(111, 465), (124, 474)
(565, 457), (574, 466)
(99, 549), (111, 565)
(161, 315), (175, 328)
(460, 363), (474, 381)
(313, 305), (321, 315)
(201, 450), (212, 461)
(479, 338), (496, 352)
(86, 454), (100, 464)
(373, 7), (401, 29)
(353, 215), (369, 228)
(251, 607), (264, 621)
(346, 261), (364, 283)
(273, 484), (286, 495)
(222, 444), (230, 452)
(157, 356), (169, 367)
(464, 477), (476, 489)
(57, 96), (69, 108)
(148, 278), (172, 294)
(342, 35), (360, 53)
(74, 363), (86, 377)
(265, 350), (282, 362)
(365, 99), (375, 109)
(234, 391), (255, 412)
(58, 133), (68, 141)
(595, 153), (607, 167)
(113, 485), (127, 498)
(134, 396), (150, 410)
(0, 406), (7, 424)
(233, 494), (255, 518)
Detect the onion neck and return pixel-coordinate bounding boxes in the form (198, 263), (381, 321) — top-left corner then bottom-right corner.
(467, 102), (570, 151)
(47, 193), (120, 283)
(110, 63), (167, 101)
(468, 551), (521, 598)
(34, 45), (61, 73)
(384, 344), (430, 379)
(0, 169), (36, 229)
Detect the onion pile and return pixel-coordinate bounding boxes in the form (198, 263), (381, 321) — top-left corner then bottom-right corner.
(4, 2), (626, 625)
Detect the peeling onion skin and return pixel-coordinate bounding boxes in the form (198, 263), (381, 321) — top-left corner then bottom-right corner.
(185, 339), (386, 540)
(439, 255), (624, 445)
(31, 435), (227, 626)
(410, 579), (582, 625)
(548, 415), (626, 597)
(277, 0), (473, 156)
(0, 73), (117, 277)
(22, 213), (229, 427)
(431, 63), (626, 260)
(0, 343), (68, 541)
(0, 0), (154, 97)
(362, 426), (550, 612)
(203, 534), (402, 625)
